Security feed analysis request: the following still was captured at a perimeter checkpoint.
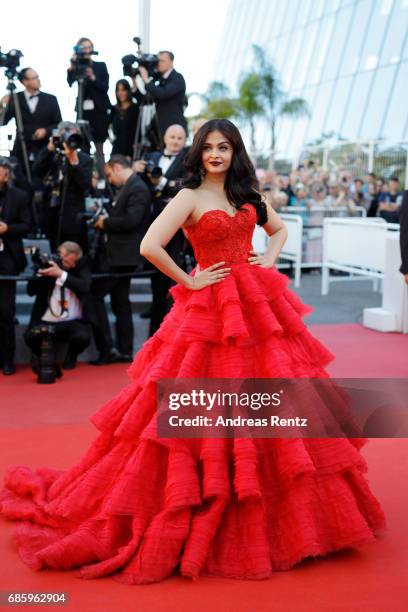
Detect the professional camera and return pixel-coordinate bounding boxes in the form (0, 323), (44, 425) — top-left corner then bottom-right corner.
(77, 196), (109, 225)
(0, 47), (23, 79)
(121, 36), (158, 79)
(51, 129), (83, 152)
(145, 160), (162, 179)
(71, 44), (99, 80)
(31, 248), (63, 272)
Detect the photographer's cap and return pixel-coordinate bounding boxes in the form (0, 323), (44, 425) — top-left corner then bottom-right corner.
(0, 156), (12, 169)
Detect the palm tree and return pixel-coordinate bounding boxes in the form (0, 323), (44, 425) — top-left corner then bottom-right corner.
(236, 73), (264, 154)
(199, 81), (237, 120)
(252, 45), (310, 169)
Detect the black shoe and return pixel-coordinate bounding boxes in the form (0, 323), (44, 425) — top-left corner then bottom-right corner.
(140, 309), (152, 319)
(89, 350), (121, 366)
(62, 360), (77, 370)
(117, 353), (133, 363)
(62, 355), (77, 370)
(3, 361), (16, 375)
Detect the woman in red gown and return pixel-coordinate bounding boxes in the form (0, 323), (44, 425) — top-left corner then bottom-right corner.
(0, 119), (386, 584)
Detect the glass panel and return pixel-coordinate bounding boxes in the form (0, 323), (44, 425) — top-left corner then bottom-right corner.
(294, 0), (313, 27)
(360, 65), (397, 138)
(309, 14), (336, 84)
(381, 61), (408, 140)
(280, 0), (302, 33)
(304, 81), (335, 141)
(282, 30), (304, 90)
(291, 21), (319, 89)
(262, 0), (284, 41)
(309, 0), (325, 20)
(323, 75), (354, 137)
(338, 0), (374, 77)
(380, 1), (408, 65)
(358, 0), (392, 72)
(320, 5), (354, 81)
(341, 71), (375, 139)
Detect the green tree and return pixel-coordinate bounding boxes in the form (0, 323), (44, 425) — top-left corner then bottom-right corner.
(200, 81), (237, 120)
(252, 44), (310, 169)
(236, 72), (264, 153)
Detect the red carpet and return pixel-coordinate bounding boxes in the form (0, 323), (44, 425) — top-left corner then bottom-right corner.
(0, 324), (407, 611)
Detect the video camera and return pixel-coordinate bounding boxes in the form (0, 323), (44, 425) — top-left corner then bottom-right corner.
(0, 47), (23, 79)
(32, 248), (63, 273)
(71, 44), (99, 80)
(121, 36), (158, 79)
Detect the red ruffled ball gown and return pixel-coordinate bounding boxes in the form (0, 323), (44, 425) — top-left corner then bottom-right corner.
(0, 203), (386, 584)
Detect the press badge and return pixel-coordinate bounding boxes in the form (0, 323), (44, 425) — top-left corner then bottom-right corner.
(83, 99), (95, 111)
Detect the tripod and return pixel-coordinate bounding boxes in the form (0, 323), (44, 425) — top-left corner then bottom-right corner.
(0, 76), (41, 234)
(132, 93), (162, 161)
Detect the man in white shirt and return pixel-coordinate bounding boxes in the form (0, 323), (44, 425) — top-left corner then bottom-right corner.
(24, 241), (91, 371)
(0, 67), (62, 171)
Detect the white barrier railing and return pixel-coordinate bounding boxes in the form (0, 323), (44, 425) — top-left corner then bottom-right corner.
(279, 205), (366, 267)
(321, 218), (400, 295)
(252, 214), (303, 287)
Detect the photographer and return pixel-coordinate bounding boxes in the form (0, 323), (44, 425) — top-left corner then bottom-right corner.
(136, 50), (187, 140)
(134, 124), (190, 335)
(89, 154), (150, 365)
(0, 67), (62, 173)
(25, 241), (91, 372)
(32, 121), (93, 251)
(67, 37), (110, 172)
(0, 157), (31, 375)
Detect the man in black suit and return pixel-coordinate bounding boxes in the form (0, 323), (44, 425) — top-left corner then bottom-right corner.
(0, 157), (31, 374)
(67, 37), (111, 173)
(0, 67), (62, 173)
(134, 124), (190, 335)
(137, 51), (187, 141)
(24, 241), (92, 372)
(89, 154), (151, 364)
(32, 121), (93, 251)
(399, 190), (408, 284)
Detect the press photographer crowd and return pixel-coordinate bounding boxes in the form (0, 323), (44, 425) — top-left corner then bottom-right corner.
(0, 38), (406, 382)
(0, 37), (193, 379)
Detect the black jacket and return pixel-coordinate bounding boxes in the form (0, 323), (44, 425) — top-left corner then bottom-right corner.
(0, 185), (31, 273)
(145, 70), (187, 136)
(67, 61), (111, 113)
(2, 91), (62, 164)
(103, 173), (151, 267)
(399, 190), (408, 274)
(142, 147), (188, 216)
(27, 256), (91, 326)
(32, 148), (93, 233)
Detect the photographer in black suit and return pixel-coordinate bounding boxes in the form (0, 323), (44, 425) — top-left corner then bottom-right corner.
(0, 67), (62, 173)
(89, 155), (151, 364)
(24, 241), (91, 372)
(399, 190), (408, 284)
(134, 124), (190, 335)
(0, 157), (31, 375)
(67, 37), (111, 173)
(136, 51), (187, 141)
(32, 121), (93, 251)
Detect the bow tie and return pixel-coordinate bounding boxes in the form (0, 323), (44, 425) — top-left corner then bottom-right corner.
(162, 153), (176, 159)
(29, 94), (39, 99)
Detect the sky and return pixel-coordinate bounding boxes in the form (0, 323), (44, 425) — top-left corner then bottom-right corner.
(0, 0), (230, 148)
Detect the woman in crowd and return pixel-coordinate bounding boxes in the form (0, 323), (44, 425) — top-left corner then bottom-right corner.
(110, 79), (140, 158)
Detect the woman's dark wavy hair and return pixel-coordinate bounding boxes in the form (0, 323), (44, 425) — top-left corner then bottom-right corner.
(184, 119), (267, 225)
